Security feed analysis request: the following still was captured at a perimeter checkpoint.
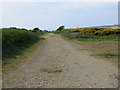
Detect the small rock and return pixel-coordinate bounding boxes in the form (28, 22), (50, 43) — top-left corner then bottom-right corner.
(40, 81), (43, 84)
(77, 84), (81, 87)
(61, 65), (65, 67)
(89, 86), (92, 88)
(25, 70), (28, 72)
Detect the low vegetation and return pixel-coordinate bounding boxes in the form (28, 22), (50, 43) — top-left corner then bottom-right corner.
(54, 26), (119, 60)
(54, 27), (119, 41)
(2, 27), (46, 64)
(97, 51), (119, 58)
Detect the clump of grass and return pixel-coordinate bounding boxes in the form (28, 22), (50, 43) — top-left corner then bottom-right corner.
(41, 67), (62, 73)
(97, 51), (119, 58)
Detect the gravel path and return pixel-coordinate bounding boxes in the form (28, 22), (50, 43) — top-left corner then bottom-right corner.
(3, 33), (118, 88)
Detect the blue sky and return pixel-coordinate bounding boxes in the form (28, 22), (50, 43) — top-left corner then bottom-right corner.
(1, 2), (118, 31)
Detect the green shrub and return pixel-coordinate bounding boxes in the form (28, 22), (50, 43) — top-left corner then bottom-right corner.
(2, 28), (40, 60)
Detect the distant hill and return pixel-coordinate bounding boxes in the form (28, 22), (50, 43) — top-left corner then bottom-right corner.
(82, 25), (120, 29)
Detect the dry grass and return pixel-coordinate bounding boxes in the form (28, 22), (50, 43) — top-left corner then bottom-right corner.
(82, 41), (118, 64)
(71, 40), (118, 65)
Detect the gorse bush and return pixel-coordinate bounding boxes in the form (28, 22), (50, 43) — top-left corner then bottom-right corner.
(54, 28), (119, 41)
(2, 28), (42, 60)
(95, 29), (120, 35)
(55, 28), (120, 35)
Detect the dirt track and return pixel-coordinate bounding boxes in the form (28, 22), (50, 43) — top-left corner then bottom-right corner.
(3, 33), (118, 88)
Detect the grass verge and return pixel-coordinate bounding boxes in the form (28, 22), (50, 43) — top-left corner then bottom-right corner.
(2, 29), (47, 74)
(2, 39), (46, 74)
(97, 51), (119, 58)
(2, 28), (40, 59)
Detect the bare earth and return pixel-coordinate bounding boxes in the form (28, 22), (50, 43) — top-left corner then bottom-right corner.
(3, 33), (118, 88)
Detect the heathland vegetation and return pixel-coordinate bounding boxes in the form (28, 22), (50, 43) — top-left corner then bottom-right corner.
(54, 26), (119, 61)
(54, 26), (120, 41)
(2, 27), (46, 64)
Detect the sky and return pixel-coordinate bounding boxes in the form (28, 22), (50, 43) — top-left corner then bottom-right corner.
(0, 0), (119, 31)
